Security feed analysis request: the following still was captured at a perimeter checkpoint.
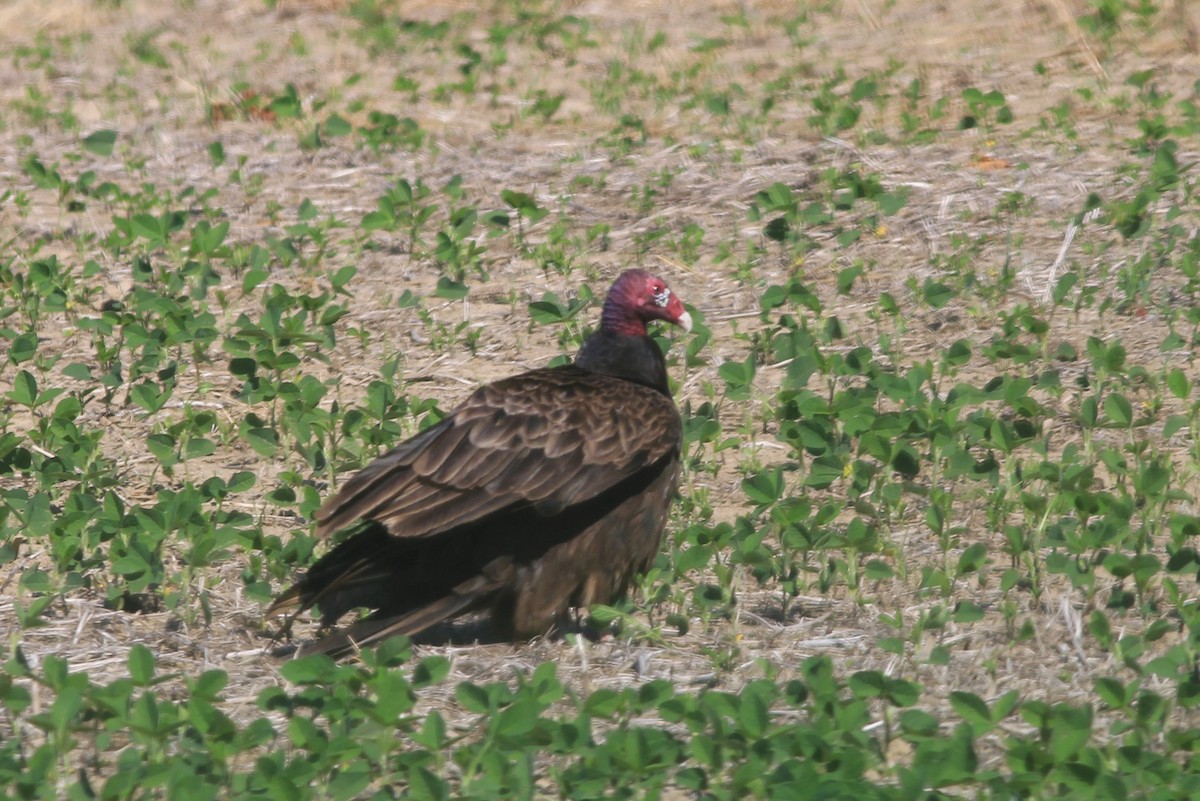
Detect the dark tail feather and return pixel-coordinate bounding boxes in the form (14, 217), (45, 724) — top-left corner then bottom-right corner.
(265, 584), (303, 620)
(294, 572), (508, 659)
(266, 523), (401, 625)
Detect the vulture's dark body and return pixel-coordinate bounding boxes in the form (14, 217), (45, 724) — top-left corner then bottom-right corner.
(270, 332), (681, 657)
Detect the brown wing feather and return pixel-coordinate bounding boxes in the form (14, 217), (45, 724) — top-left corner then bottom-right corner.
(314, 366), (680, 541)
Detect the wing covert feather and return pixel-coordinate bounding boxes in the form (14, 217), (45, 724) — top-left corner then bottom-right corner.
(314, 367), (680, 540)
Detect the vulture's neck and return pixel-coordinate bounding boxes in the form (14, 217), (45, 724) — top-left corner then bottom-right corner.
(574, 330), (671, 396)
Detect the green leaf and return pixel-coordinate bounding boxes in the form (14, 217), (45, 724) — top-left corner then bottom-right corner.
(146, 433), (178, 467)
(501, 189), (536, 210)
(764, 217), (790, 242)
(190, 671), (229, 702)
(956, 542), (987, 575)
(412, 656), (450, 687)
(7, 370), (36, 406)
(330, 265), (357, 292)
(229, 357), (257, 378)
(1167, 368), (1191, 400)
(269, 84), (302, 118)
(528, 300), (566, 324)
(407, 766), (448, 801)
(413, 710), (447, 750)
(952, 601), (985, 623)
(208, 141), (225, 167)
(583, 688), (622, 717)
(884, 677), (921, 707)
(15, 595), (53, 629)
(8, 331), (37, 364)
(323, 113), (351, 137)
(1095, 677), (1128, 709)
(242, 268), (269, 293)
(992, 690), (1020, 721)
(1101, 340), (1126, 372)
(922, 279), (954, 308)
(369, 670), (415, 720)
(718, 355), (756, 400)
(943, 339), (972, 366)
(804, 454), (845, 489)
(864, 560), (894, 580)
(836, 228), (861, 247)
(837, 263), (864, 294)
(456, 682), (492, 713)
(184, 437), (215, 459)
(327, 770), (371, 800)
(1138, 460), (1170, 497)
(899, 708), (938, 735)
(130, 213), (162, 241)
(950, 691), (992, 728)
(279, 654), (336, 684)
(50, 687), (84, 735)
(111, 554), (150, 576)
(227, 471), (256, 492)
(83, 129), (117, 156)
(62, 362), (94, 382)
(494, 699), (537, 737)
(128, 644), (155, 685)
(742, 468), (783, 505)
(243, 427), (278, 458)
(130, 381), (171, 414)
(877, 191), (908, 215)
(891, 444), (920, 478)
(1104, 393), (1133, 427)
(370, 634), (411, 667)
(434, 276), (469, 300)
(1163, 414), (1188, 439)
(1079, 395), (1098, 428)
(588, 604), (623, 624)
(738, 688), (770, 738)
(848, 671), (886, 698)
(361, 209), (395, 231)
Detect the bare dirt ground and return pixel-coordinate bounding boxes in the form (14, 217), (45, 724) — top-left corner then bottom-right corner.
(3, 0), (1200, 770)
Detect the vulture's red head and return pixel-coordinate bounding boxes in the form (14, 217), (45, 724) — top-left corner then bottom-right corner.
(601, 270), (692, 336)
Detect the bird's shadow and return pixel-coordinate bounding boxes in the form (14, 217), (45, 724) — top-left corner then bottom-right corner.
(267, 612), (598, 660)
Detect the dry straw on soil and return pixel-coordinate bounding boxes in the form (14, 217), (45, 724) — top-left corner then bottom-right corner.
(2, 0), (1200, 767)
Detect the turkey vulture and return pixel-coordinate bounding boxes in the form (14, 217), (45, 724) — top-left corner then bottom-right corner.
(268, 269), (691, 657)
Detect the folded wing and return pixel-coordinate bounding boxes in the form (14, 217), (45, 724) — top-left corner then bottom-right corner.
(315, 366), (680, 540)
